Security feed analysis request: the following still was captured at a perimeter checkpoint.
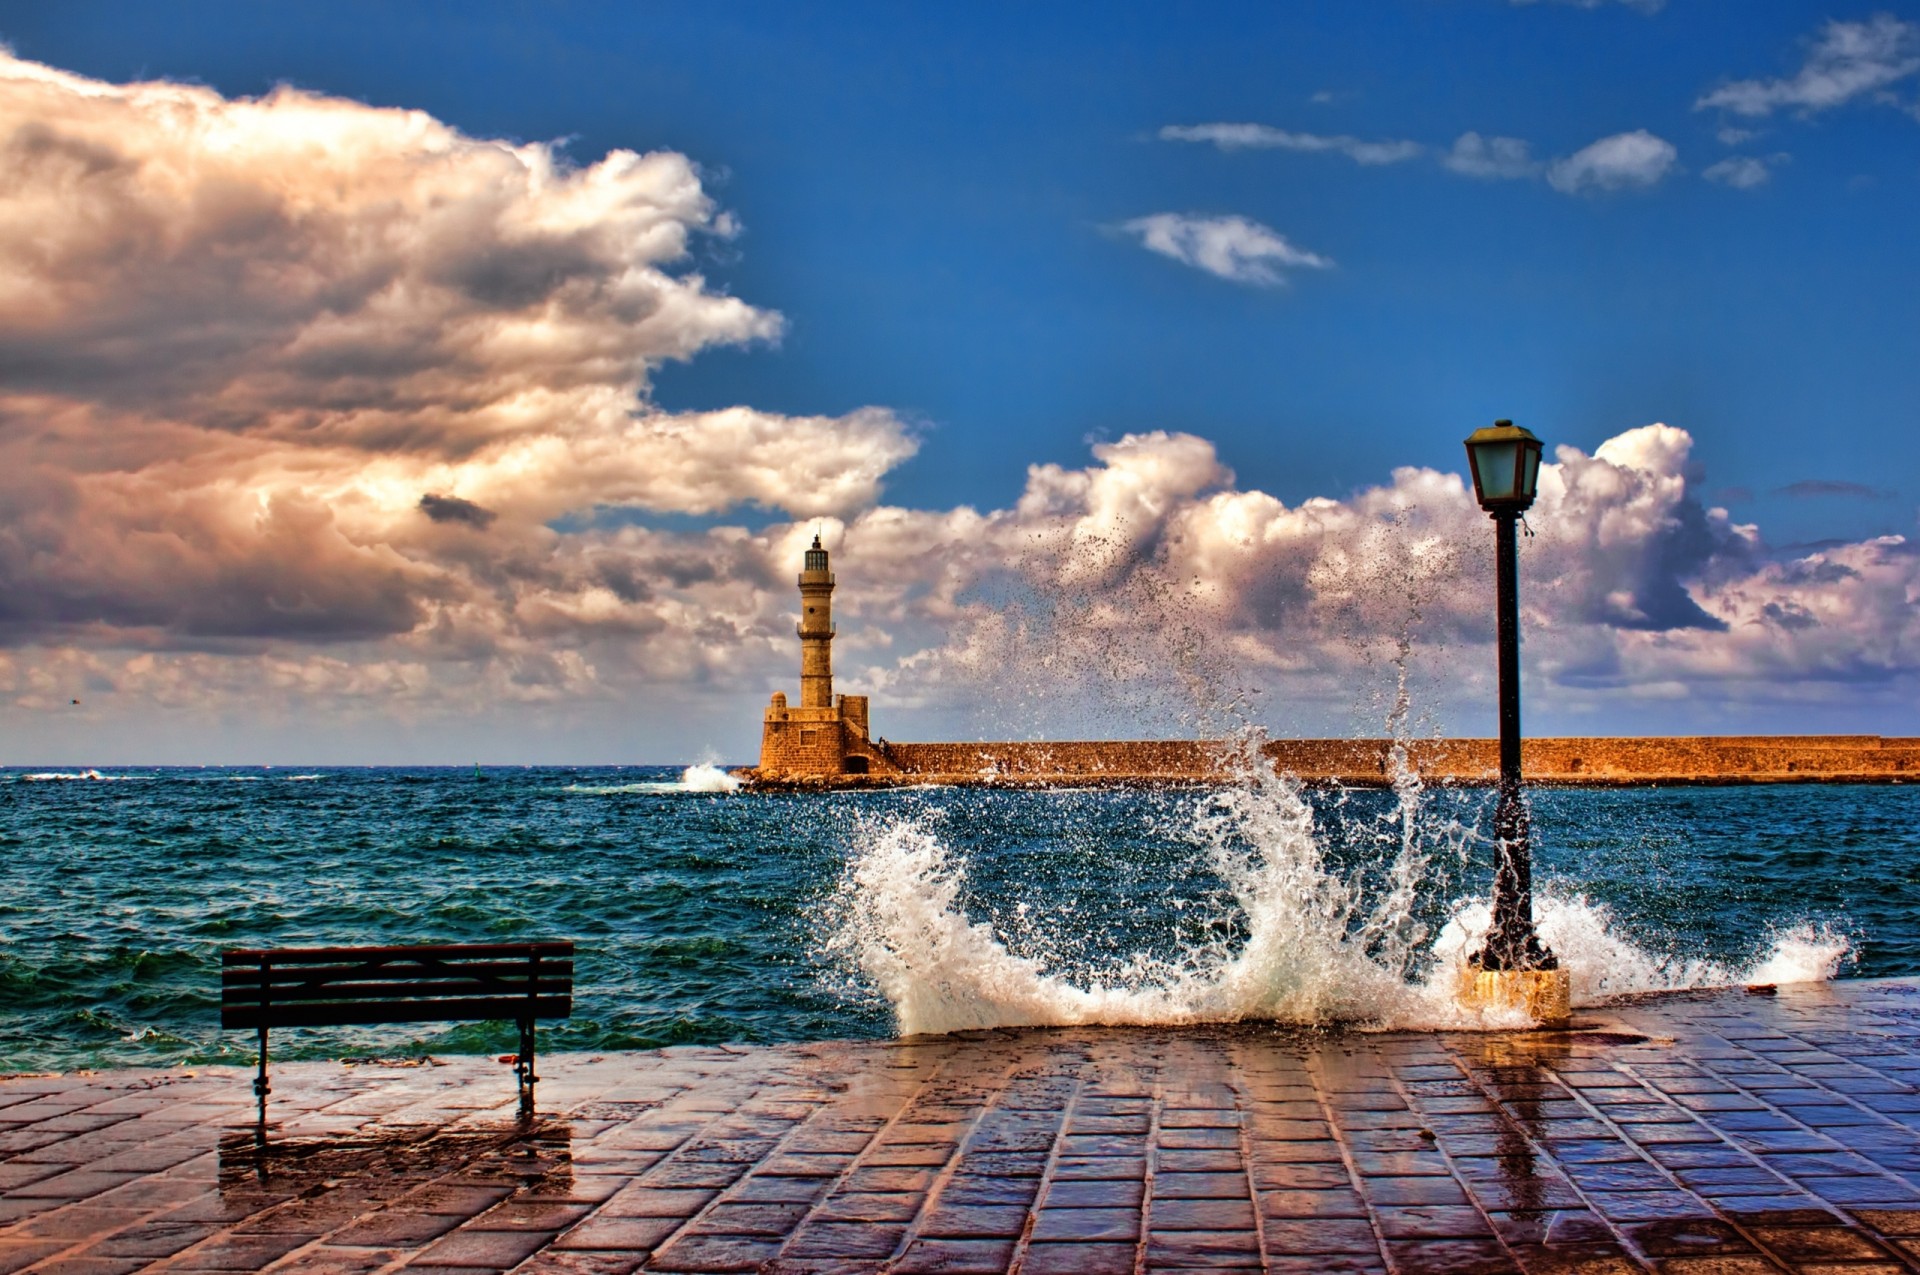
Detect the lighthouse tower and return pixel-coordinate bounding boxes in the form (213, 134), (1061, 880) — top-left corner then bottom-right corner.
(797, 535), (835, 708)
(757, 535), (886, 778)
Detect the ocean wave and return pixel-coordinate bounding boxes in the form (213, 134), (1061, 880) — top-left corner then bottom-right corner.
(830, 760), (1850, 1035)
(19, 770), (145, 782)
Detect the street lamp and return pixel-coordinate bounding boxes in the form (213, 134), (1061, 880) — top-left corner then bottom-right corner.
(1462, 420), (1570, 1026)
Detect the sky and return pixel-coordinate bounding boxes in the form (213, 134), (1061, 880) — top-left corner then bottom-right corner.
(0, 0), (1915, 763)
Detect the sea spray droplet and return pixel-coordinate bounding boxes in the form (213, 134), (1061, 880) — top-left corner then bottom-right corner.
(830, 758), (1853, 1035)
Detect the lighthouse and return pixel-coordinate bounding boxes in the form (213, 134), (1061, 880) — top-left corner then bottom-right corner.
(797, 535), (835, 708)
(756, 535), (884, 778)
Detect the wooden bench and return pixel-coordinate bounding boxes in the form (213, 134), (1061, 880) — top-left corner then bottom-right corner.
(221, 941), (573, 1123)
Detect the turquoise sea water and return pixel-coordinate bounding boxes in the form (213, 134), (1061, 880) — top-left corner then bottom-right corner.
(2, 765), (1916, 1072)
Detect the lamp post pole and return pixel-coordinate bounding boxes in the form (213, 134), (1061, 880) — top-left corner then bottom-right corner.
(1461, 420), (1568, 1024)
(1483, 506), (1550, 972)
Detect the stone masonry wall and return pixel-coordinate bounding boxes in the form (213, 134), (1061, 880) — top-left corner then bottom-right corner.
(750, 735), (1920, 787)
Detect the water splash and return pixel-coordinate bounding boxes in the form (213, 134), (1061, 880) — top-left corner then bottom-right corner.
(681, 761), (742, 794)
(830, 757), (1851, 1035)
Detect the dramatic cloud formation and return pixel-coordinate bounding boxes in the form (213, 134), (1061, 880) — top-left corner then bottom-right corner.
(0, 52), (914, 666)
(826, 424), (1920, 738)
(1120, 214), (1334, 287)
(1442, 133), (1541, 180)
(1546, 129), (1680, 193)
(2, 53), (1915, 753)
(1698, 16), (1920, 118)
(1159, 123), (1423, 166)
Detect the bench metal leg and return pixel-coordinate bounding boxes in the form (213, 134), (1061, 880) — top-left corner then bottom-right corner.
(515, 1018), (536, 1120)
(254, 1026), (271, 1134)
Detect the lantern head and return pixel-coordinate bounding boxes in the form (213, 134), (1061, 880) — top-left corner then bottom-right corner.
(1464, 420), (1544, 513)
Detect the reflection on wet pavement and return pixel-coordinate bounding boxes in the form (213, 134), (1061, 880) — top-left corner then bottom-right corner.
(8, 981), (1920, 1271)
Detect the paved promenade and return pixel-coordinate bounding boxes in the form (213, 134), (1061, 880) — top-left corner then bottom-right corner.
(10, 982), (1920, 1273)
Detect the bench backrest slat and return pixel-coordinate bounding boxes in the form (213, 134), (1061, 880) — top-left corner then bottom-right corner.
(220, 941), (574, 1031)
(219, 977), (573, 1004)
(225, 995), (574, 1031)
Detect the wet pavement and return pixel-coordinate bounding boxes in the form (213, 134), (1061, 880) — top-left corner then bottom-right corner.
(11, 982), (1920, 1272)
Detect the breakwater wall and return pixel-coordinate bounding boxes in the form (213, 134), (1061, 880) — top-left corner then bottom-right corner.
(741, 735), (1920, 789)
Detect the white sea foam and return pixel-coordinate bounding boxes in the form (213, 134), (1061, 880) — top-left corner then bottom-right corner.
(681, 762), (742, 794)
(830, 758), (1850, 1035)
(562, 762), (742, 796)
(21, 770), (141, 781)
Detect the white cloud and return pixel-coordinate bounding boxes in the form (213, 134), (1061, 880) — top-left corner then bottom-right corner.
(1442, 132), (1541, 179)
(1159, 123), (1423, 166)
(819, 422), (1920, 743)
(1703, 155), (1785, 190)
(1120, 214), (1334, 287)
(1546, 129), (1679, 193)
(1697, 15), (1920, 117)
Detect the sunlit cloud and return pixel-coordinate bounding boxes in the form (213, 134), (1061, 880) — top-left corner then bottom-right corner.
(0, 51), (915, 662)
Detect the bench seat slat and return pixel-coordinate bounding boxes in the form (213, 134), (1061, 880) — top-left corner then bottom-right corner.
(223, 995), (572, 1030)
(222, 978), (572, 1004)
(223, 941), (573, 965)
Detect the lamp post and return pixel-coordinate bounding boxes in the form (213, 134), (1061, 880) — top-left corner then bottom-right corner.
(1462, 420), (1570, 1025)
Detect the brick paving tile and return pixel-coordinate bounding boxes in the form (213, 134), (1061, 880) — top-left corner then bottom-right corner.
(777, 1221), (907, 1259)
(1382, 1235), (1521, 1272)
(326, 1210), (463, 1246)
(1142, 1227), (1263, 1265)
(548, 1214), (679, 1250)
(1049, 1155), (1145, 1180)
(1027, 1206), (1139, 1241)
(1263, 1256), (1387, 1274)
(912, 1203), (1027, 1239)
(1017, 1241), (1135, 1273)
(406, 1225), (556, 1267)
(642, 1233), (784, 1272)
(1260, 1217), (1381, 1255)
(30, 1258), (154, 1275)
(508, 1254), (643, 1274)
(158, 1231), (312, 1269)
(888, 1238), (1014, 1273)
(1150, 1197), (1257, 1231)
(1151, 1171), (1248, 1199)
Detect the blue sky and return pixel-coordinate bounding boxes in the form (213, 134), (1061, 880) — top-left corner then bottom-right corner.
(0, 1), (1915, 761)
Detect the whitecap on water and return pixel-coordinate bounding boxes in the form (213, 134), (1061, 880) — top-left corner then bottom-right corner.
(21, 770), (142, 781)
(829, 751), (1850, 1035)
(681, 762), (741, 794)
(561, 762), (741, 796)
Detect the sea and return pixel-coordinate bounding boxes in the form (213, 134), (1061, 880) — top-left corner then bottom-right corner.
(2, 761), (1914, 1074)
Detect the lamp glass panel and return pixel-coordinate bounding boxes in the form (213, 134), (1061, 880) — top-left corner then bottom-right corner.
(1520, 445), (1541, 501)
(1471, 440), (1520, 502)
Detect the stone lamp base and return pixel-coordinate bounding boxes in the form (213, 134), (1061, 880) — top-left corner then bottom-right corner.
(1462, 964), (1572, 1028)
